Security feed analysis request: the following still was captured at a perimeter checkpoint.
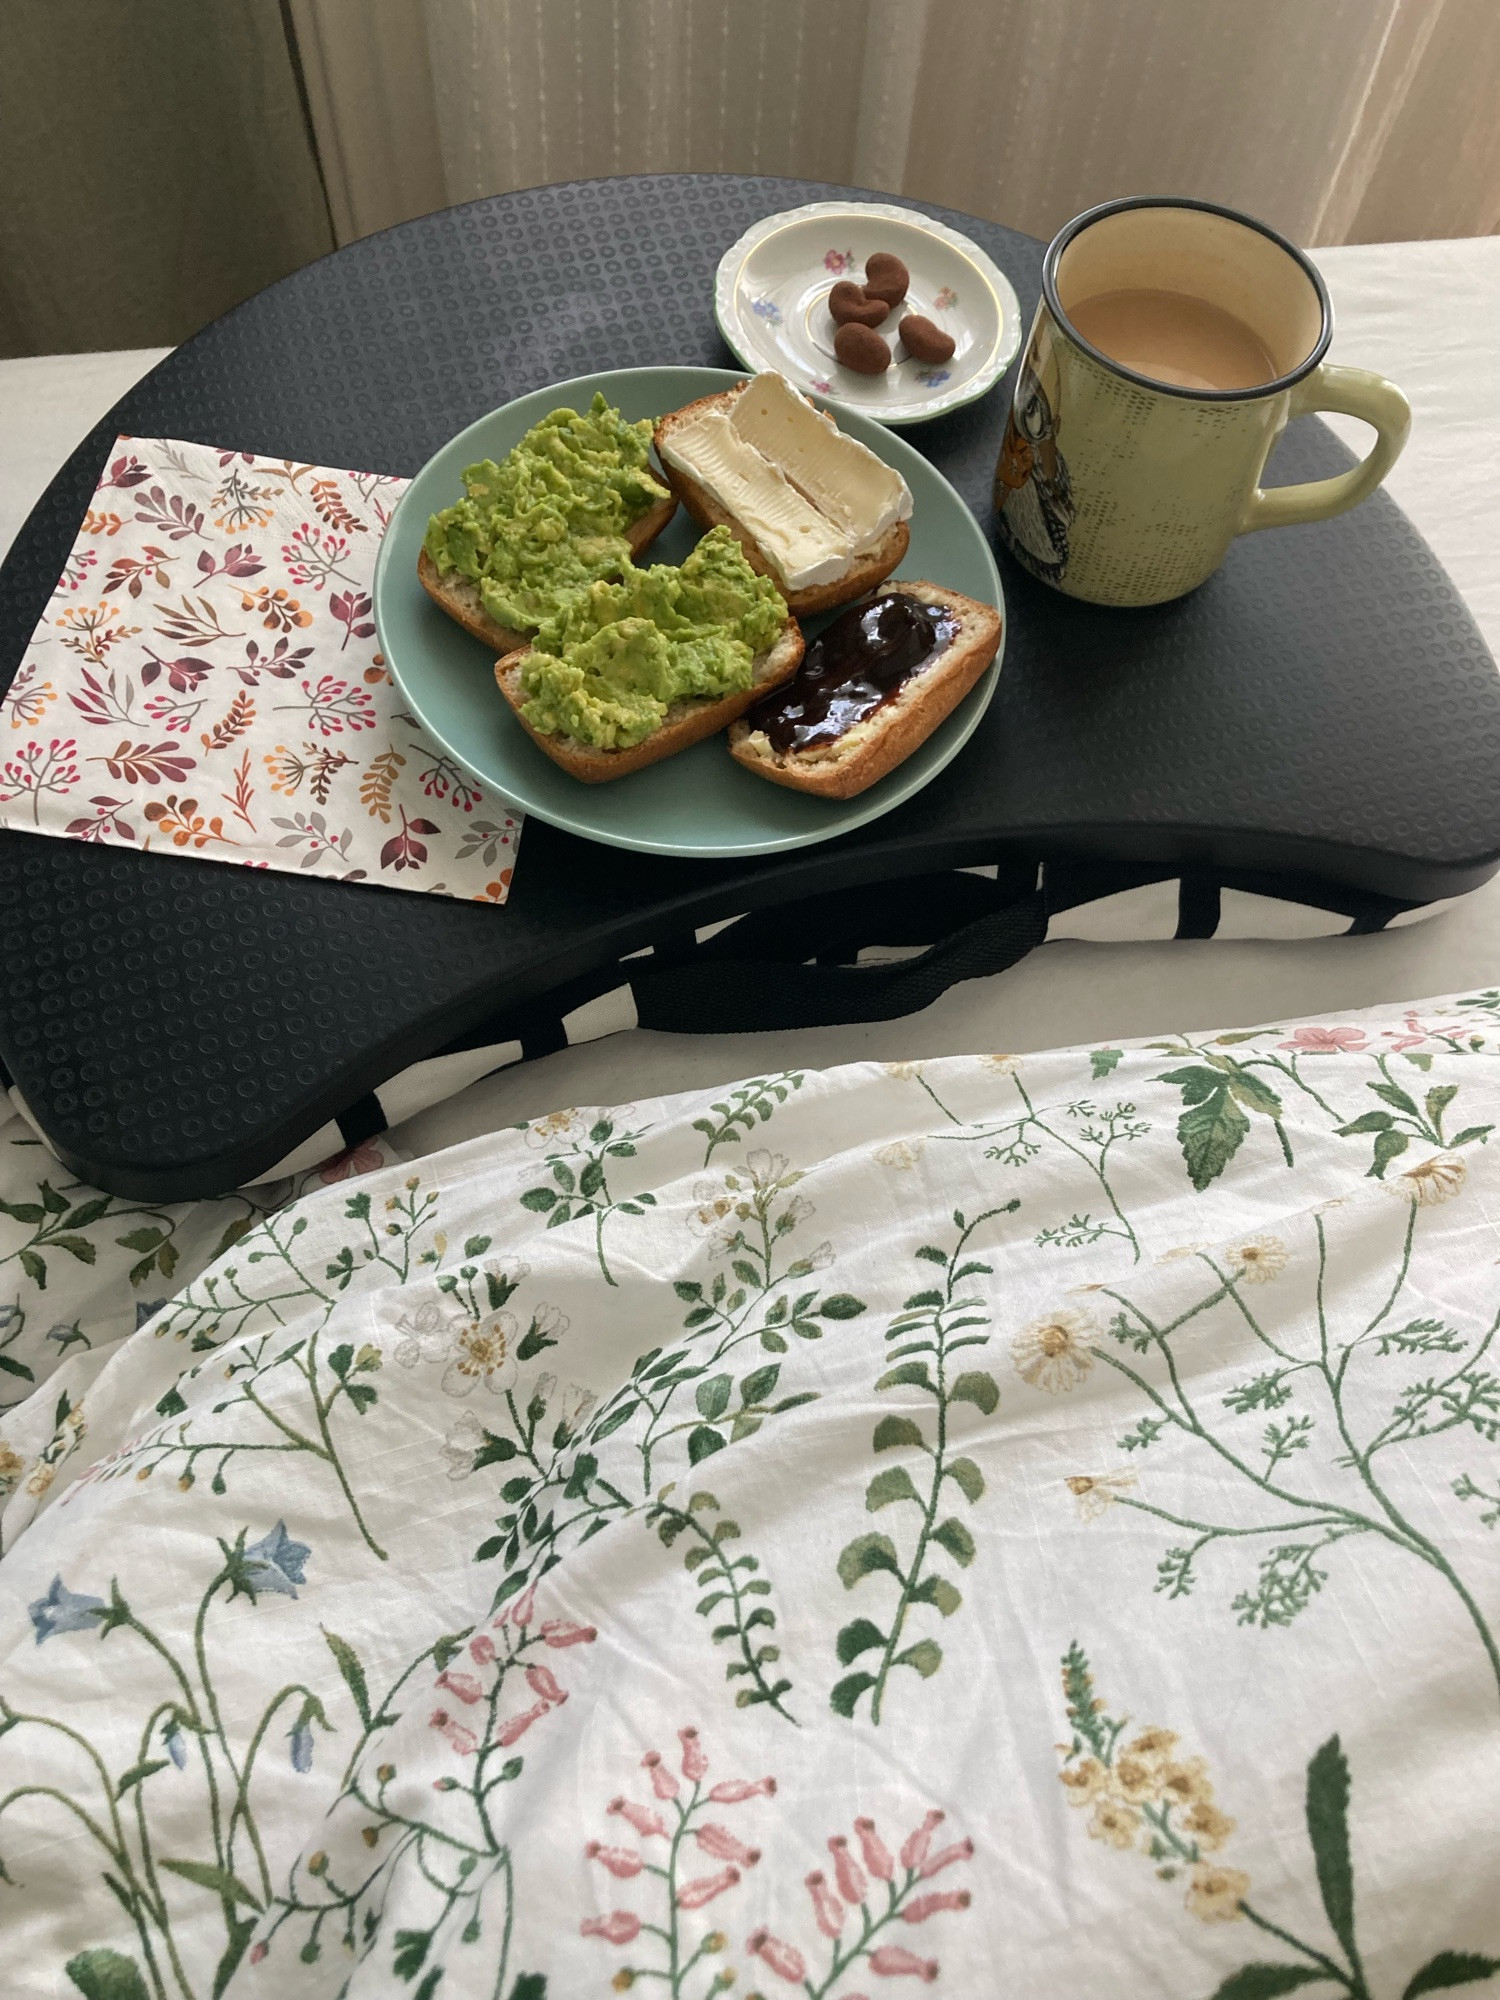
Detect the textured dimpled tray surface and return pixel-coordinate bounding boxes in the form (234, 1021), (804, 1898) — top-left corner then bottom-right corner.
(3, 173), (1500, 1199)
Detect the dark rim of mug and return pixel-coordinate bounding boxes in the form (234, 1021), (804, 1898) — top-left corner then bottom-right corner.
(1041, 194), (1334, 403)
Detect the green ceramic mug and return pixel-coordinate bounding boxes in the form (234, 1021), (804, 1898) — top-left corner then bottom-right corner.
(994, 195), (1411, 606)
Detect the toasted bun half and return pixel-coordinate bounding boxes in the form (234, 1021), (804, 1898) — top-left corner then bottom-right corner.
(654, 389), (909, 617)
(495, 618), (805, 784)
(727, 581), (1000, 800)
(417, 486), (679, 653)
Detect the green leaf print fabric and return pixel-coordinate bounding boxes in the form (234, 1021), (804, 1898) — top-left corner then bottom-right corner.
(2, 993), (1499, 1997)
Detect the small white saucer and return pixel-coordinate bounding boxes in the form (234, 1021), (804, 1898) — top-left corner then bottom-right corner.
(715, 199), (1023, 428)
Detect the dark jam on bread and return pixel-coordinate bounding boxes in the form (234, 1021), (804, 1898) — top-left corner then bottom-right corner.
(748, 594), (960, 753)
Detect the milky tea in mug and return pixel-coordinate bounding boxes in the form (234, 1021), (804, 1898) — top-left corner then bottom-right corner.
(995, 197), (1411, 607)
(1067, 288), (1277, 393)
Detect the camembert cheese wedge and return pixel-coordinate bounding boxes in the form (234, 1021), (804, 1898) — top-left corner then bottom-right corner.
(656, 408), (852, 590)
(656, 374), (913, 593)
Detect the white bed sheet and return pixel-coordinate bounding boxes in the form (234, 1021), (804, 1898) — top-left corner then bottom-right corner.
(3, 236), (1499, 1157)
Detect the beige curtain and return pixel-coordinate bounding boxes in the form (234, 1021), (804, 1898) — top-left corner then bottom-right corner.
(0, 0), (335, 359)
(289, 0), (1500, 252)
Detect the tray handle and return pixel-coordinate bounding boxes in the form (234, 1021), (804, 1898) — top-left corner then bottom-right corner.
(630, 887), (1047, 1034)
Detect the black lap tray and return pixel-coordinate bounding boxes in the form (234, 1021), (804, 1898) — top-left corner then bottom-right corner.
(2, 173), (1498, 1200)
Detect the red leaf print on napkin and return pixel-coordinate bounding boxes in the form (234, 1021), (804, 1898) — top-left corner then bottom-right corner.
(65, 795), (136, 842)
(330, 590), (376, 652)
(92, 740), (197, 786)
(233, 637), (312, 686)
(140, 652), (213, 694)
(69, 666), (133, 729)
(197, 543), (264, 582)
(380, 807), (438, 872)
(100, 454), (150, 491)
(133, 487), (207, 541)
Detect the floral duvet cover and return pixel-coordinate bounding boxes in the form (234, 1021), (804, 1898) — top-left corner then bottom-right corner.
(1, 992), (1499, 2000)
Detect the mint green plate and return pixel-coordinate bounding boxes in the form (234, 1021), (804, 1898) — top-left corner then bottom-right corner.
(373, 366), (1003, 859)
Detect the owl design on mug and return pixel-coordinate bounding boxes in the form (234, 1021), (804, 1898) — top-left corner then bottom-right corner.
(995, 361), (1074, 585)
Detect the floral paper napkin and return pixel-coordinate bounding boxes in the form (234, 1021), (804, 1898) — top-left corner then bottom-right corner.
(0, 437), (522, 901)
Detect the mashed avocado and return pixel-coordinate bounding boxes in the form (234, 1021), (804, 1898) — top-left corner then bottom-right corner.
(518, 526), (786, 749)
(423, 392), (670, 633)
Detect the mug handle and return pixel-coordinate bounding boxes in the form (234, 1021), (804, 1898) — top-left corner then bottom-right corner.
(1239, 363), (1411, 534)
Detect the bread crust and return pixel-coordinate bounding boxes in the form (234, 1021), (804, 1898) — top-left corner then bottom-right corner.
(726, 581), (1000, 800)
(653, 389), (909, 617)
(417, 486), (678, 652)
(494, 618), (806, 783)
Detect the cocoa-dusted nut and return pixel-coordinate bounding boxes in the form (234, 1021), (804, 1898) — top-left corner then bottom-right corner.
(828, 280), (890, 329)
(899, 314), (956, 364)
(834, 322), (892, 374)
(863, 251), (910, 307)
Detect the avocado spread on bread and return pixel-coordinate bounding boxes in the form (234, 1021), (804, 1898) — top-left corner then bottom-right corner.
(423, 393), (670, 634)
(518, 527), (786, 749)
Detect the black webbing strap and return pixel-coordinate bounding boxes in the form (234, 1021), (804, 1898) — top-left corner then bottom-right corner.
(424, 858), (1427, 1064)
(630, 887), (1048, 1034)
